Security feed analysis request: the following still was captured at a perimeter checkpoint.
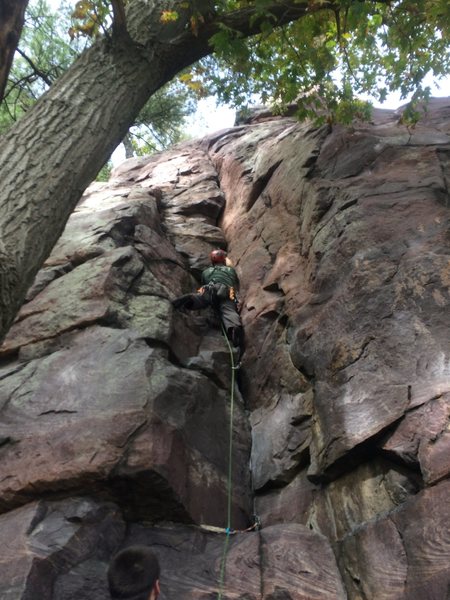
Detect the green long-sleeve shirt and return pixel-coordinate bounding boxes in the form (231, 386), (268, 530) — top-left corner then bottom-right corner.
(201, 265), (239, 289)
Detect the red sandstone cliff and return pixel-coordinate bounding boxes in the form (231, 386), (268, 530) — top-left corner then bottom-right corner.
(0, 98), (449, 599)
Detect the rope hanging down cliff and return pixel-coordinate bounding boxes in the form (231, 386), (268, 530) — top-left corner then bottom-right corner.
(172, 248), (258, 596)
(215, 323), (261, 599)
(216, 321), (237, 600)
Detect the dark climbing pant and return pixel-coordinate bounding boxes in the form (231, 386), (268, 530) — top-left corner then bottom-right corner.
(172, 289), (244, 357)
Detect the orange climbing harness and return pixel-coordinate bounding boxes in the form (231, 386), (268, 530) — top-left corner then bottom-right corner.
(197, 284), (238, 304)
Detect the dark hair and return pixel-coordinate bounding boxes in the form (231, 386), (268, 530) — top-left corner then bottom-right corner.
(107, 546), (160, 599)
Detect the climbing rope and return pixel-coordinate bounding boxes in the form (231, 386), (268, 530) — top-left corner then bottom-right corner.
(216, 322), (236, 600)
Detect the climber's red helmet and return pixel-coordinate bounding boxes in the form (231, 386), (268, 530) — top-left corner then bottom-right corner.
(210, 249), (227, 265)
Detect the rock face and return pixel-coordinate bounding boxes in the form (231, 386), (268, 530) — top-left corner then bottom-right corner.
(0, 98), (449, 598)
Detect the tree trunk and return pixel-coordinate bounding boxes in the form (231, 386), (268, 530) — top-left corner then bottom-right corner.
(0, 0), (316, 342)
(0, 0), (29, 101)
(122, 133), (135, 159)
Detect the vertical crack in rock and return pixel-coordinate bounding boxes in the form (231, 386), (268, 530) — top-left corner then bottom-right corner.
(246, 159), (283, 212)
(436, 147), (450, 207)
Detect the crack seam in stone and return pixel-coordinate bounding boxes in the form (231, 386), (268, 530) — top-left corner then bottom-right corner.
(0, 363), (39, 414)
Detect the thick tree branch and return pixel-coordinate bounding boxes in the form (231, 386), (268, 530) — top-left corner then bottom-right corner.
(202, 0), (390, 40)
(111, 0), (128, 36)
(0, 0), (29, 101)
(212, 1), (325, 36)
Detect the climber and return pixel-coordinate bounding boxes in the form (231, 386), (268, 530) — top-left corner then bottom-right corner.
(107, 545), (160, 600)
(172, 248), (245, 362)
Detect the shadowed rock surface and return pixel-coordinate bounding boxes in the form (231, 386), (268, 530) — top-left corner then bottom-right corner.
(0, 97), (449, 598)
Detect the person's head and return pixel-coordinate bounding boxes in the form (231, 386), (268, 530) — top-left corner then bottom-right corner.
(210, 248), (227, 265)
(107, 546), (160, 600)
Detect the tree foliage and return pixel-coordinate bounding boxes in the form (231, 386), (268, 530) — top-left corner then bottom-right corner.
(0, 0), (81, 130)
(0, 0), (197, 154)
(203, 0), (450, 123)
(125, 83), (196, 156)
(4, 0), (448, 130)
(65, 0), (450, 124)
